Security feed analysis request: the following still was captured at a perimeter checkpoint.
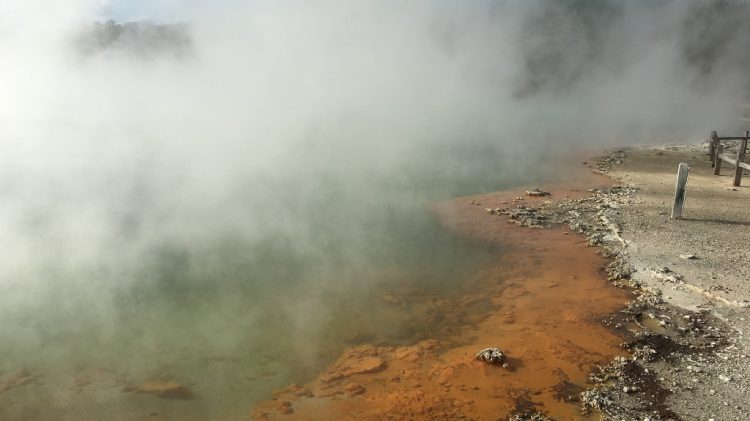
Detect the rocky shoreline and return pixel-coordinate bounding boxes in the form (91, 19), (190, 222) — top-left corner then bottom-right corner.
(249, 143), (748, 421)
(501, 146), (748, 420)
(252, 165), (634, 420)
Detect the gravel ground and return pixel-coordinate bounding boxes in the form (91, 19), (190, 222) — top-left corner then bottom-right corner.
(497, 143), (750, 421)
(605, 144), (750, 421)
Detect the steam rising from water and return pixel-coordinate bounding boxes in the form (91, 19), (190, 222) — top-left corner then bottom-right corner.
(1, 0), (749, 411)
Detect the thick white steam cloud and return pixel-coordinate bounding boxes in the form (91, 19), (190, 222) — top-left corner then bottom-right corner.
(0, 0), (749, 397)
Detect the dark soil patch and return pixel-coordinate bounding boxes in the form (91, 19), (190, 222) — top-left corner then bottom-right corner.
(622, 331), (694, 362)
(619, 359), (682, 421)
(551, 380), (584, 403)
(511, 390), (543, 415)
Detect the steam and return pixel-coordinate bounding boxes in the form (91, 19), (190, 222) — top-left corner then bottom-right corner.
(0, 0), (749, 403)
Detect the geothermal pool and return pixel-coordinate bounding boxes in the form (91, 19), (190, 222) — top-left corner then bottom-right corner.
(0, 165), (500, 420)
(0, 167), (628, 420)
(252, 178), (631, 420)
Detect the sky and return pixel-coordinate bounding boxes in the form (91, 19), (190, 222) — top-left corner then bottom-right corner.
(99, 0), (181, 21)
(97, 0), (248, 22)
(0, 0), (194, 23)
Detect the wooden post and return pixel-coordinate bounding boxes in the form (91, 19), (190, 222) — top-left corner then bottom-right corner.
(714, 143), (723, 175)
(733, 131), (748, 186)
(710, 130), (718, 165)
(671, 162), (689, 220)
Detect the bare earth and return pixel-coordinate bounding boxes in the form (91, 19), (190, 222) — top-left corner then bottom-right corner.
(602, 144), (750, 420)
(449, 144), (750, 420)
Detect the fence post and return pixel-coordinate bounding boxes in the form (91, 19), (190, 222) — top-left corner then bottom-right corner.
(710, 130), (718, 165)
(714, 143), (723, 175)
(671, 162), (689, 220)
(733, 131), (748, 186)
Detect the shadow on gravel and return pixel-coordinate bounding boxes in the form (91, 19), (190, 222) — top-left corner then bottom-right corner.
(681, 217), (750, 227)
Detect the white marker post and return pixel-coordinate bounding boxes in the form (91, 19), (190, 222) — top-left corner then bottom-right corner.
(671, 162), (689, 220)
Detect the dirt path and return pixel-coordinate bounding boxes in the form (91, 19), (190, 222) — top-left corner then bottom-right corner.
(609, 144), (750, 312)
(600, 144), (750, 420)
(496, 144), (750, 420)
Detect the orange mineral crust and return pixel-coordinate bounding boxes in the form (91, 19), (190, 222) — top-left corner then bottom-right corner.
(252, 177), (631, 420)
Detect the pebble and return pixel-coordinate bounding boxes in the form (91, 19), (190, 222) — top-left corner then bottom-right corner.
(474, 348), (505, 365)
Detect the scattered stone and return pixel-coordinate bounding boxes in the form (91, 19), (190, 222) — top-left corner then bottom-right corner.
(580, 388), (614, 413)
(474, 348), (505, 365)
(606, 259), (634, 281)
(649, 267), (684, 283)
(507, 206), (550, 228)
(525, 189), (550, 197)
(679, 254), (697, 260)
(622, 331), (691, 363)
(509, 412), (553, 421)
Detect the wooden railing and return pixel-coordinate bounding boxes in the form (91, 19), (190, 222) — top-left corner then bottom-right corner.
(708, 130), (749, 186)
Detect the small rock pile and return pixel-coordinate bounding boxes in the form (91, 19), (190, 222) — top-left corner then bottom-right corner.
(594, 150), (627, 172)
(474, 348), (506, 365)
(509, 412), (553, 421)
(525, 189), (550, 197)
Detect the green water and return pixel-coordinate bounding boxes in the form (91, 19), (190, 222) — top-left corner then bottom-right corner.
(0, 146), (560, 419)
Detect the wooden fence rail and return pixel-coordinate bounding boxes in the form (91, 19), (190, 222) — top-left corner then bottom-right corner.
(708, 130), (749, 186)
